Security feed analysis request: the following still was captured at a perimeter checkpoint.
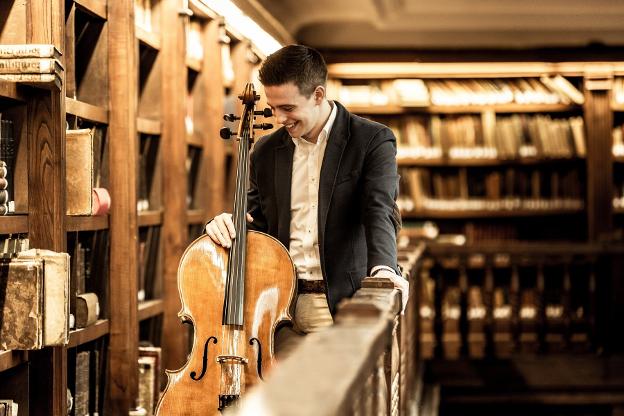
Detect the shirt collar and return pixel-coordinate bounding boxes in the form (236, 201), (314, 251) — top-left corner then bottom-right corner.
(292, 100), (337, 147)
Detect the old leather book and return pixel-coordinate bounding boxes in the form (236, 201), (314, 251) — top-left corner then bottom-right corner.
(75, 292), (99, 329)
(66, 128), (94, 215)
(18, 249), (70, 346)
(0, 258), (45, 350)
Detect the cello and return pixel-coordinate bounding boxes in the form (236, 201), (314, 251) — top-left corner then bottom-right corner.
(155, 84), (297, 415)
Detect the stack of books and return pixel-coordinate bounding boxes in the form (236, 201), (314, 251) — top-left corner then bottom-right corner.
(0, 44), (62, 88)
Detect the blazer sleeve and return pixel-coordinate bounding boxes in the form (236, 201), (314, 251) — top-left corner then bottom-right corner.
(247, 149), (268, 232)
(361, 126), (400, 274)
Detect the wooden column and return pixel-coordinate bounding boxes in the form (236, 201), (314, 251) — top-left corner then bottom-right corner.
(584, 69), (614, 241)
(161, 0), (189, 372)
(108, 0), (139, 412)
(203, 19), (226, 218)
(26, 0), (66, 414)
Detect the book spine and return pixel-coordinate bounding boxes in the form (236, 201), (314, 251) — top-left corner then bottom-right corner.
(0, 73), (57, 82)
(0, 44), (56, 58)
(0, 59), (57, 74)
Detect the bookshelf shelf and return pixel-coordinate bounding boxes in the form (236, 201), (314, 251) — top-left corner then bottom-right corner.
(612, 103), (624, 112)
(186, 56), (202, 73)
(74, 0), (107, 20)
(138, 299), (164, 321)
(614, 207), (624, 215)
(138, 210), (163, 227)
(615, 156), (624, 163)
(0, 81), (27, 103)
(0, 215), (28, 235)
(347, 103), (579, 115)
(68, 319), (110, 348)
(187, 209), (205, 225)
(186, 133), (203, 147)
(397, 156), (584, 167)
(136, 26), (162, 51)
(66, 98), (108, 124)
(0, 350), (27, 373)
(137, 117), (162, 135)
(65, 215), (109, 232)
(402, 207), (584, 219)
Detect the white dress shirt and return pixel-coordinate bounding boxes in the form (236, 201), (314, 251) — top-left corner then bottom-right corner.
(289, 102), (337, 333)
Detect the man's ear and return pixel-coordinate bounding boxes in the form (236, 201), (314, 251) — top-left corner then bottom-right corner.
(314, 86), (326, 103)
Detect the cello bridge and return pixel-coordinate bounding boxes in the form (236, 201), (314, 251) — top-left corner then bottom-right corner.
(216, 355), (248, 364)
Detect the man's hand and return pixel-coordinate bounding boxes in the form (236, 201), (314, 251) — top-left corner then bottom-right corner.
(373, 268), (410, 315)
(205, 212), (253, 248)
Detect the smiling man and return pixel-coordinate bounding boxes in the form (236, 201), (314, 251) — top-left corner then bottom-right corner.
(205, 44), (407, 355)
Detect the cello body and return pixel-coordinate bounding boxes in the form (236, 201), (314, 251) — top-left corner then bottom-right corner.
(155, 231), (296, 415)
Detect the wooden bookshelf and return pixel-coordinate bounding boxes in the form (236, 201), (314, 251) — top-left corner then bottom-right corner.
(347, 103), (578, 115)
(612, 103), (624, 112)
(137, 116), (162, 135)
(0, 81), (28, 102)
(138, 209), (163, 227)
(68, 319), (110, 348)
(136, 25), (162, 51)
(187, 208), (205, 225)
(66, 97), (108, 123)
(397, 156), (584, 167)
(65, 215), (109, 231)
(0, 215), (28, 234)
(74, 0), (107, 20)
(403, 207), (584, 220)
(0, 350), (28, 373)
(138, 299), (165, 321)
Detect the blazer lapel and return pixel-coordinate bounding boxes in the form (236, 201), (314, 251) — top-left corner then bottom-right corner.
(318, 102), (350, 247)
(274, 135), (295, 248)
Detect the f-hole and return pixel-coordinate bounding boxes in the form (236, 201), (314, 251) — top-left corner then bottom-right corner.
(190, 336), (217, 381)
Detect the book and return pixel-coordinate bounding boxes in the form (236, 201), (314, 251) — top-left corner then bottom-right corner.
(75, 292), (99, 329)
(17, 249), (70, 346)
(138, 355), (157, 415)
(0, 258), (45, 350)
(0, 58), (62, 74)
(0, 44), (61, 59)
(75, 351), (90, 416)
(66, 128), (94, 215)
(0, 400), (18, 416)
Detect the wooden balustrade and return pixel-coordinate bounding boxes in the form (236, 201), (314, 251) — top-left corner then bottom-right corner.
(232, 243), (425, 416)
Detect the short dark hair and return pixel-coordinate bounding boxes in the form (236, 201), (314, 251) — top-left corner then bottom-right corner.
(258, 44), (327, 98)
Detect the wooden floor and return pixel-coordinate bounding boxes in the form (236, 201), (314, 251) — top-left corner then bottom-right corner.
(425, 354), (624, 416)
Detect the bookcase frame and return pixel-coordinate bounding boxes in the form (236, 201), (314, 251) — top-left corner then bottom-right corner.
(0, 0), (262, 413)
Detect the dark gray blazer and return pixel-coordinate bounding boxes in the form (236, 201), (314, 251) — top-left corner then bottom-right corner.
(247, 101), (399, 314)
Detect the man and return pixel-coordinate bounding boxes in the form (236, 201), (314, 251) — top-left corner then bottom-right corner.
(205, 44), (407, 352)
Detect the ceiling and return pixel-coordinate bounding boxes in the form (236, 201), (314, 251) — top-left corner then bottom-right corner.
(235, 0), (624, 51)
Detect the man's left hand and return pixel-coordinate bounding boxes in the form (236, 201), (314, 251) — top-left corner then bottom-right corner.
(373, 269), (409, 315)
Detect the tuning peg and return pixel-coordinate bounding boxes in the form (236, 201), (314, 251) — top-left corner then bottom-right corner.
(254, 123), (273, 131)
(220, 127), (234, 140)
(223, 114), (240, 122)
(254, 108), (272, 118)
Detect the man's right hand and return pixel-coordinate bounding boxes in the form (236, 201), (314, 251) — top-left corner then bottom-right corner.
(205, 212), (253, 248)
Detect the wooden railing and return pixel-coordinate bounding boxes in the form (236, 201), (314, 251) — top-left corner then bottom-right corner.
(232, 243), (426, 416)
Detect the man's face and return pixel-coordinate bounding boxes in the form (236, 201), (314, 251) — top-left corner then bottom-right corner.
(264, 82), (322, 140)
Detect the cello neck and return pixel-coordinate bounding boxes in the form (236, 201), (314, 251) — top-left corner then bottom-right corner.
(223, 84), (257, 326)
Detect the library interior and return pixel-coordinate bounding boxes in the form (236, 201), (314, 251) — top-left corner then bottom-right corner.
(0, 0), (623, 415)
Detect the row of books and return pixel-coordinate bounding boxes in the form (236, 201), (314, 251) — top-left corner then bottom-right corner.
(0, 232), (107, 350)
(138, 134), (160, 212)
(186, 146), (202, 209)
(135, 0), (154, 33)
(384, 114), (586, 160)
(0, 44), (62, 86)
(138, 226), (162, 302)
(69, 342), (106, 416)
(399, 166), (584, 211)
(0, 118), (15, 215)
(137, 345), (162, 415)
(329, 75), (584, 107)
(420, 259), (594, 358)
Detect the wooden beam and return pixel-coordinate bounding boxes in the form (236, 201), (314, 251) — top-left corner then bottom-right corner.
(108, 0), (139, 413)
